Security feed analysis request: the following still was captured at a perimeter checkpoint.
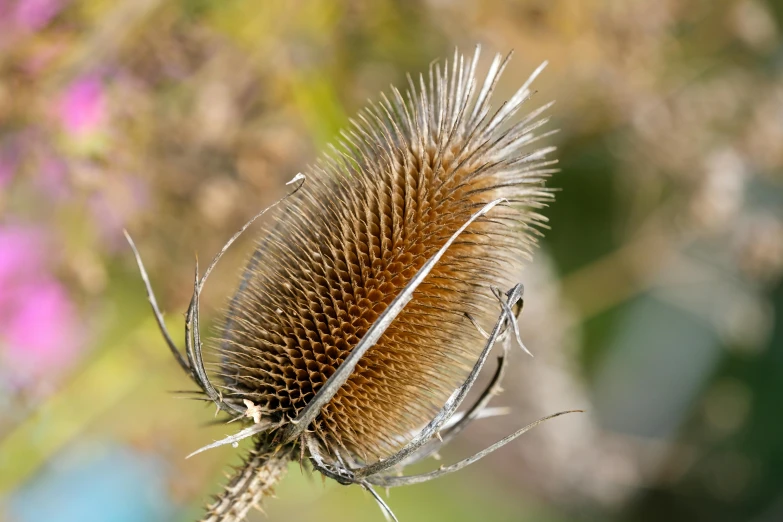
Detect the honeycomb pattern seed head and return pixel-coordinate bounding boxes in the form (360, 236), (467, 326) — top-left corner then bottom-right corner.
(214, 49), (557, 463)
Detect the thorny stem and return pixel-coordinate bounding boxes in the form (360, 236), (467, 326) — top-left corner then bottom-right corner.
(201, 439), (293, 522)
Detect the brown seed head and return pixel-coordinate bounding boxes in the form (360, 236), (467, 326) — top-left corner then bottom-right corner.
(215, 49), (557, 463)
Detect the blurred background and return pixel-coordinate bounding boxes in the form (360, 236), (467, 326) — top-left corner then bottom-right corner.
(1, 0), (782, 521)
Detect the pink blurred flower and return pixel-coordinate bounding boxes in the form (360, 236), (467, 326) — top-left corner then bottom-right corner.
(57, 75), (106, 135)
(14, 0), (67, 31)
(0, 226), (81, 386)
(4, 281), (78, 365)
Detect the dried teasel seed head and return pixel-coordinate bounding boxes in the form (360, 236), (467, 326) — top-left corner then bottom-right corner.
(126, 46), (572, 522)
(216, 47), (557, 462)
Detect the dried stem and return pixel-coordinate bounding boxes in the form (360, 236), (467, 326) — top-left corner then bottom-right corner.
(201, 439), (292, 522)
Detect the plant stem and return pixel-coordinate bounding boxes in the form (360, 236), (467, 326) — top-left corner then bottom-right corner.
(201, 439), (292, 522)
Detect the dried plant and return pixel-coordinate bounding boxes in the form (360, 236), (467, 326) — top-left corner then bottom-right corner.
(126, 47), (578, 522)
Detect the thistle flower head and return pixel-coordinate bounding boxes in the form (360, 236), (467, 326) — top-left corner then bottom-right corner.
(127, 46), (577, 522)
